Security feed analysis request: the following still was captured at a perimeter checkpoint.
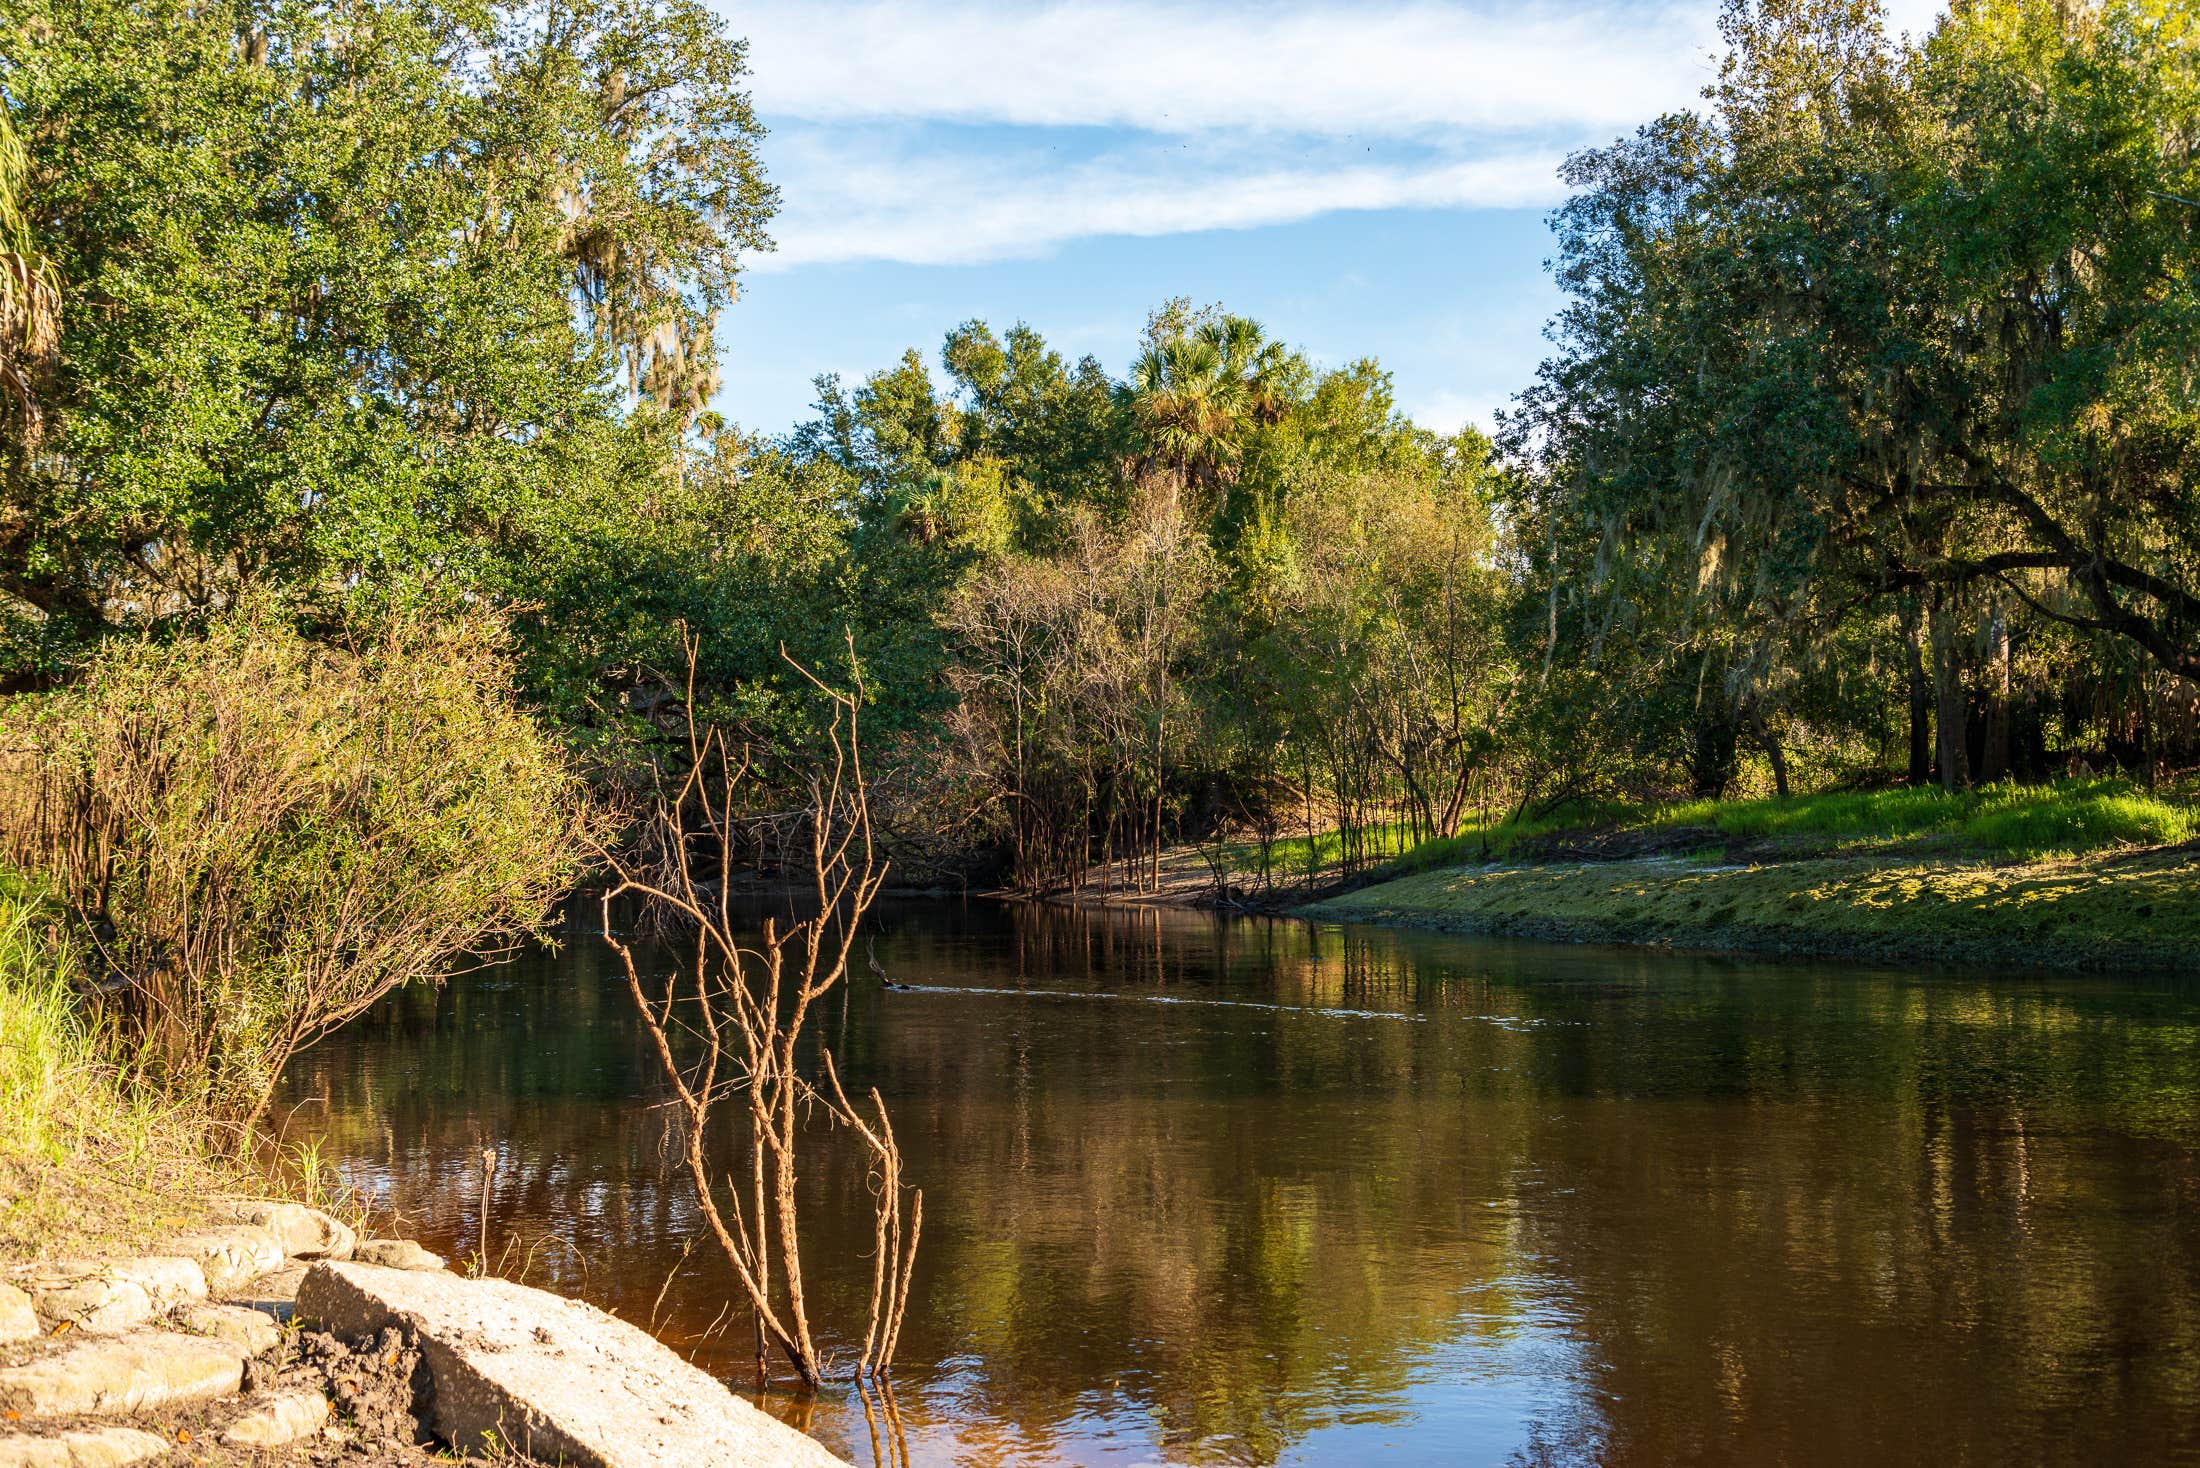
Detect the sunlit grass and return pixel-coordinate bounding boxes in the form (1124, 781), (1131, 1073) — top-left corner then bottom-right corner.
(1206, 779), (2194, 892)
(0, 878), (220, 1262)
(1646, 778), (2196, 859)
(1312, 845), (2200, 971)
(1211, 820), (1420, 875)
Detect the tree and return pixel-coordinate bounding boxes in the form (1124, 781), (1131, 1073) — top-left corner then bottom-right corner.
(1122, 311), (1292, 519)
(1, 0), (774, 676)
(0, 108), (56, 450)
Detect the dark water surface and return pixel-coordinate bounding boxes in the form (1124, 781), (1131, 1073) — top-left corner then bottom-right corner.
(286, 900), (2200, 1466)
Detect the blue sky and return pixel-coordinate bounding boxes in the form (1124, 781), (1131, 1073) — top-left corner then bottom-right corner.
(709, 0), (1945, 438)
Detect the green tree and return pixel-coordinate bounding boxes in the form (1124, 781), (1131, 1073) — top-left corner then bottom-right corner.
(1, 0), (773, 677)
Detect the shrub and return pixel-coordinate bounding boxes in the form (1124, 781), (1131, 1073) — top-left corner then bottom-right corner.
(0, 607), (586, 1138)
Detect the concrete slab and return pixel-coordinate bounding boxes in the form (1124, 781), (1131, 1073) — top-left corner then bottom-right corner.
(211, 1203), (354, 1262)
(29, 1260), (206, 1336)
(172, 1302), (280, 1357)
(295, 1261), (849, 1467)
(0, 1330), (244, 1417)
(0, 1286), (36, 1346)
(167, 1225), (285, 1294)
(352, 1240), (443, 1272)
(0, 1425), (171, 1467)
(218, 1387), (332, 1447)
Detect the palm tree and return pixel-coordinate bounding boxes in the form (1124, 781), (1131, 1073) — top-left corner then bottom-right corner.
(1121, 313), (1289, 515)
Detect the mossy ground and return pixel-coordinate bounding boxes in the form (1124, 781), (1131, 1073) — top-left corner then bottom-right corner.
(1305, 848), (2200, 972)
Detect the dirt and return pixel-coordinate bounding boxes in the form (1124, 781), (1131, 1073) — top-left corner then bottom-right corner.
(128, 1325), (553, 1467)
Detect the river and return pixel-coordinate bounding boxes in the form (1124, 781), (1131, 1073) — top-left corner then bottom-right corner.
(284, 899), (2200, 1466)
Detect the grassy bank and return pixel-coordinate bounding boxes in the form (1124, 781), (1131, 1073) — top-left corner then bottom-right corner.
(1305, 847), (2200, 972)
(1263, 779), (2200, 971)
(1215, 780), (2200, 896)
(0, 882), (219, 1262)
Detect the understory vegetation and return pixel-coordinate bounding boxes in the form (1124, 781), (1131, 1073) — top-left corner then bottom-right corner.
(3, 0), (2200, 1210)
(0, 880), (219, 1258)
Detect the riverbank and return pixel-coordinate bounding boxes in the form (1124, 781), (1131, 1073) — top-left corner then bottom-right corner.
(0, 1202), (846, 1467)
(1300, 845), (2200, 972)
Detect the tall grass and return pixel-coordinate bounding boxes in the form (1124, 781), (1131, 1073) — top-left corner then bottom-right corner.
(0, 882), (216, 1261)
(0, 887), (92, 1163)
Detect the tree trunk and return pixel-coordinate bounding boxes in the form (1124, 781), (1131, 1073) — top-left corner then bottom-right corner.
(1980, 608), (2012, 784)
(1902, 601), (1933, 786)
(1749, 706), (1791, 799)
(1930, 594), (1969, 793)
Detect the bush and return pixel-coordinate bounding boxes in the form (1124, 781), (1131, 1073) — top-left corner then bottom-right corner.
(0, 608), (586, 1138)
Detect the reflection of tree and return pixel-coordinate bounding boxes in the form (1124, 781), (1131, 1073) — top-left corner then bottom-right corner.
(1503, 972), (2200, 1466)
(288, 902), (2200, 1466)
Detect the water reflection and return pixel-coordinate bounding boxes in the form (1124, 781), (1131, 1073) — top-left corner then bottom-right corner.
(285, 901), (2200, 1466)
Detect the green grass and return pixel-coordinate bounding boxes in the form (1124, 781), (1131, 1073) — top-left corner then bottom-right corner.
(1309, 848), (2200, 972)
(1210, 820), (1421, 876)
(0, 880), (220, 1263)
(1642, 778), (2198, 858)
(1209, 801), (1643, 881)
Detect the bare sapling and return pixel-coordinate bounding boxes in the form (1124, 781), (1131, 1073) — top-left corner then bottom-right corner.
(598, 632), (922, 1390)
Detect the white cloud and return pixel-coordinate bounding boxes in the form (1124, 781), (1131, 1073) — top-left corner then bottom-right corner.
(759, 135), (1564, 269)
(730, 0), (1954, 269)
(738, 1), (1723, 138)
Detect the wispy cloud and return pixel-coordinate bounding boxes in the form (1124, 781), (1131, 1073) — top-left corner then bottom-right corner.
(729, 0), (1951, 269)
(759, 134), (1564, 269)
(740, 1), (1723, 138)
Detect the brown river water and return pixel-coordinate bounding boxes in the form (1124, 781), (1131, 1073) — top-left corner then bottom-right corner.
(283, 899), (2200, 1466)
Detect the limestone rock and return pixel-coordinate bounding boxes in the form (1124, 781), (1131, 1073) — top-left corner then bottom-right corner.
(295, 1261), (849, 1468)
(352, 1239), (443, 1272)
(30, 1258), (206, 1335)
(172, 1301), (280, 1356)
(0, 1425), (172, 1468)
(224, 1263), (307, 1325)
(213, 1203), (355, 1262)
(168, 1224), (285, 1294)
(0, 1330), (244, 1417)
(218, 1388), (331, 1448)
(0, 1285), (37, 1345)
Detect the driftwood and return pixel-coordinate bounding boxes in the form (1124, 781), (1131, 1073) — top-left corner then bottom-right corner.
(598, 631), (920, 1389)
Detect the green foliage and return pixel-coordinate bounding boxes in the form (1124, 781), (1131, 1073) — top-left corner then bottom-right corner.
(0, 605), (586, 1130)
(1509, 0), (2200, 801)
(2, 0), (772, 673)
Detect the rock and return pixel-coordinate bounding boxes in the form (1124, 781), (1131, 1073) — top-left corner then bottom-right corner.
(168, 1224), (285, 1294)
(0, 1425), (172, 1468)
(295, 1261), (849, 1468)
(0, 1285), (37, 1345)
(30, 1259), (206, 1335)
(0, 1330), (244, 1417)
(213, 1203), (355, 1262)
(351, 1239), (443, 1272)
(224, 1263), (307, 1325)
(172, 1302), (280, 1356)
(218, 1388), (331, 1448)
